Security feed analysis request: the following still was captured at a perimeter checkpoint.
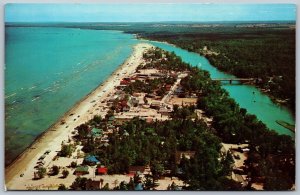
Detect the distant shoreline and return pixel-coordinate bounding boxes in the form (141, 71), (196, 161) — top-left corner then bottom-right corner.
(5, 20), (296, 26)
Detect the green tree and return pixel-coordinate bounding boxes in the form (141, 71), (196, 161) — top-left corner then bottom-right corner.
(102, 183), (110, 190)
(127, 177), (135, 190)
(37, 167), (46, 179)
(116, 181), (128, 190)
(151, 161), (164, 180)
(70, 161), (77, 168)
(60, 144), (73, 157)
(70, 177), (89, 190)
(143, 174), (155, 190)
(221, 151), (234, 176)
(167, 181), (178, 190)
(92, 115), (102, 124)
(76, 123), (89, 138)
(105, 110), (114, 120)
(62, 170), (69, 178)
(51, 165), (60, 176)
(58, 184), (67, 190)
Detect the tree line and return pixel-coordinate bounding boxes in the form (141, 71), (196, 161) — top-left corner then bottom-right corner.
(142, 27), (295, 113)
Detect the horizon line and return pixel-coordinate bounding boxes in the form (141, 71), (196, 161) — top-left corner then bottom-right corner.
(5, 20), (296, 24)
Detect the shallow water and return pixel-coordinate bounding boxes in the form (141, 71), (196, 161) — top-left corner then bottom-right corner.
(5, 27), (295, 166)
(5, 27), (138, 165)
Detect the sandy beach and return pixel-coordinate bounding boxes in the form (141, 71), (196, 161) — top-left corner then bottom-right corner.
(5, 43), (154, 190)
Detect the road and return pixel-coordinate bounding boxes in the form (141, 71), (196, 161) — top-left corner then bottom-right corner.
(161, 73), (187, 107)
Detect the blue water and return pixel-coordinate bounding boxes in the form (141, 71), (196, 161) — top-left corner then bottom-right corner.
(5, 27), (138, 165)
(5, 27), (295, 166)
(148, 41), (295, 136)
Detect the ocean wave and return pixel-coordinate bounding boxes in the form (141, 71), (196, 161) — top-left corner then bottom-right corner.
(28, 86), (37, 90)
(31, 96), (40, 102)
(55, 72), (63, 75)
(5, 93), (17, 99)
(43, 87), (52, 91)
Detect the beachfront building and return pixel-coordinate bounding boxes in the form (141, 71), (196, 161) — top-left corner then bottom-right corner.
(91, 128), (103, 137)
(96, 167), (108, 175)
(158, 107), (172, 116)
(108, 116), (116, 125)
(117, 100), (130, 112)
(128, 166), (146, 176)
(150, 101), (161, 110)
(116, 84), (128, 90)
(74, 166), (89, 176)
(221, 143), (250, 187)
(84, 155), (100, 166)
(120, 79), (130, 85)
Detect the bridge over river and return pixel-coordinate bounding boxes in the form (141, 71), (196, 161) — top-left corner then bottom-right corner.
(212, 78), (257, 84)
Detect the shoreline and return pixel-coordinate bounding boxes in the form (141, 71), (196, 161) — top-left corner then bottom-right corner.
(140, 37), (295, 116)
(5, 42), (154, 189)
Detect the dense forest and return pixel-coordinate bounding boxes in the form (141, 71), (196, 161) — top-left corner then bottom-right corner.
(138, 26), (296, 112)
(74, 48), (294, 190)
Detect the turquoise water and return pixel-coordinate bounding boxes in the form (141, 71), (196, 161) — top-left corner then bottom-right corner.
(5, 27), (295, 166)
(148, 41), (295, 136)
(5, 27), (138, 165)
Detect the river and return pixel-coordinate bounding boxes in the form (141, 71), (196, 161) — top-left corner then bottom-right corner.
(147, 41), (295, 137)
(5, 27), (294, 166)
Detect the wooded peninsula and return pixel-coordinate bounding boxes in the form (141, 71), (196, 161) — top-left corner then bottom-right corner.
(5, 22), (295, 191)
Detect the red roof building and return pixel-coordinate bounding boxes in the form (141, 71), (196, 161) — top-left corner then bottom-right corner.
(97, 167), (108, 175)
(120, 80), (130, 85)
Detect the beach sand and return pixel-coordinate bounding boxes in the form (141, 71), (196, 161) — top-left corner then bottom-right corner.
(5, 43), (154, 190)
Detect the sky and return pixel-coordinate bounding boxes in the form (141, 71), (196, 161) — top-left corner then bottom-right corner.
(5, 4), (296, 23)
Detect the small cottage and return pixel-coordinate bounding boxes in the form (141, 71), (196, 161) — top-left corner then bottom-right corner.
(150, 102), (160, 110)
(74, 166), (89, 176)
(97, 167), (108, 175)
(91, 128), (103, 137)
(128, 166), (146, 175)
(84, 155), (100, 165)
